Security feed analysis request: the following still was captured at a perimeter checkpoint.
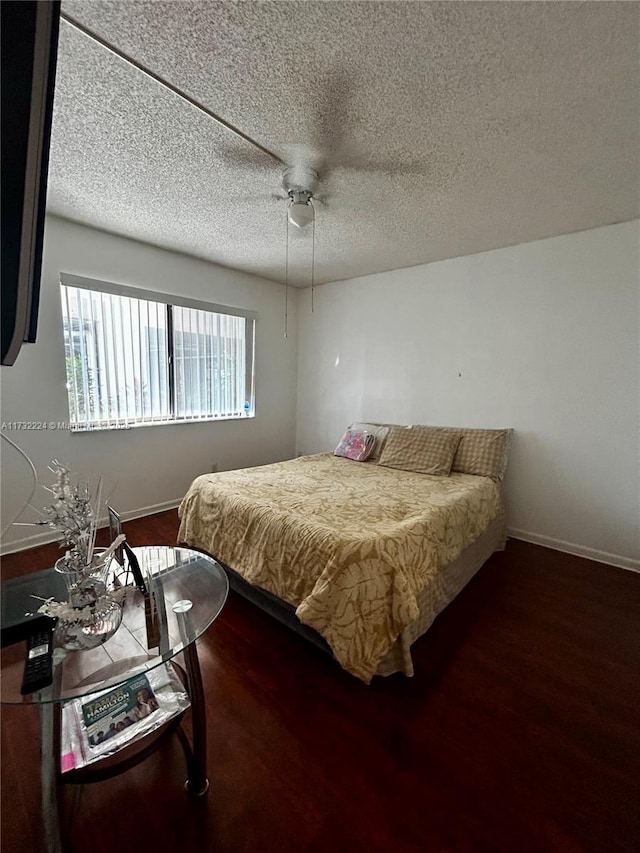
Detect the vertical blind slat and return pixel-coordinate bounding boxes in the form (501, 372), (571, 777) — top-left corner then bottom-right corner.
(108, 293), (122, 425)
(128, 295), (138, 422)
(137, 297), (144, 419)
(75, 290), (89, 428)
(146, 299), (154, 419)
(61, 286), (78, 424)
(196, 308), (202, 419)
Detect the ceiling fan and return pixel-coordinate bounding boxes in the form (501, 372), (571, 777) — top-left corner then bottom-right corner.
(282, 165), (319, 228)
(58, 12), (422, 331)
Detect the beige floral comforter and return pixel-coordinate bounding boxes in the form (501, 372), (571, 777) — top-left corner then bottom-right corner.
(178, 453), (502, 682)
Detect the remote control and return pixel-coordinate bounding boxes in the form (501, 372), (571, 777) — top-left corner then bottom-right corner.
(20, 625), (54, 695)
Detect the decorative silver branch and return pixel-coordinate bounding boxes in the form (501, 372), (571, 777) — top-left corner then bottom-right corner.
(42, 460), (103, 572)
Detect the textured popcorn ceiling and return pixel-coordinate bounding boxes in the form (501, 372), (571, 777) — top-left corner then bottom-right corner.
(48, 1), (639, 286)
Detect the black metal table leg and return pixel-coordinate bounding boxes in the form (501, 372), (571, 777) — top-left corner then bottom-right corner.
(40, 661), (64, 853)
(182, 640), (209, 796)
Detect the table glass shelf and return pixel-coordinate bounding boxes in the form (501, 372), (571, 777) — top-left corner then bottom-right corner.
(0, 547), (228, 705)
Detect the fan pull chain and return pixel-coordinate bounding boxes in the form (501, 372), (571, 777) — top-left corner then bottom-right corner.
(311, 204), (316, 313)
(284, 206), (290, 338)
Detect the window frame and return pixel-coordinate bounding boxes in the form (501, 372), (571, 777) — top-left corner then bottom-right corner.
(59, 272), (256, 432)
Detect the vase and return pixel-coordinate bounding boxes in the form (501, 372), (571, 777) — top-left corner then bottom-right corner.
(53, 548), (124, 651)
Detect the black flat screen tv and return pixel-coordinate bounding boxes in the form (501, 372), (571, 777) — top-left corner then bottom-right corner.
(1, 1), (60, 366)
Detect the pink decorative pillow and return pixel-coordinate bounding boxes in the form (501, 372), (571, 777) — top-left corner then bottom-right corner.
(334, 428), (376, 462)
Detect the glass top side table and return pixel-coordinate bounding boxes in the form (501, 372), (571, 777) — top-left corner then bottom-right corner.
(1, 546), (228, 704)
(0, 546), (229, 853)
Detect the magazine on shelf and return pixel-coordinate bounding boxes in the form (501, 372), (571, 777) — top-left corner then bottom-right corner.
(60, 663), (190, 772)
(81, 673), (159, 746)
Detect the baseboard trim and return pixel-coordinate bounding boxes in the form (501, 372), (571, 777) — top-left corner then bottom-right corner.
(508, 528), (640, 573)
(0, 499), (182, 556)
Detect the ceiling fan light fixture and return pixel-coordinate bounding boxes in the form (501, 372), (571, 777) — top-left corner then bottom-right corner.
(288, 200), (314, 229)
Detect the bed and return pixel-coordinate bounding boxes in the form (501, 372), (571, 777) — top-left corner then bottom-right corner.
(177, 424), (512, 683)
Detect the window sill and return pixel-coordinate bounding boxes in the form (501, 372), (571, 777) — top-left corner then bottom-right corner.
(69, 413), (255, 434)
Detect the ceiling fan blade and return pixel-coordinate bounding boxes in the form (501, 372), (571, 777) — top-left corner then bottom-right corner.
(208, 67), (430, 216)
(214, 193), (287, 203)
(213, 140), (283, 171)
(306, 68), (430, 198)
(308, 67), (354, 179)
(338, 157), (429, 177)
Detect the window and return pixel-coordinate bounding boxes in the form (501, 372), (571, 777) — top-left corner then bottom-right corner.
(60, 274), (255, 431)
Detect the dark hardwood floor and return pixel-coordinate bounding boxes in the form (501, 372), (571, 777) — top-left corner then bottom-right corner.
(1, 511), (639, 852)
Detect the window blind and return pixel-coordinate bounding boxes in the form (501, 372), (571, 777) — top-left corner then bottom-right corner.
(172, 305), (247, 420)
(60, 279), (254, 431)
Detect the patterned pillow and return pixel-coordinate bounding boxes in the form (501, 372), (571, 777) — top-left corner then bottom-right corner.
(378, 426), (462, 475)
(334, 428), (376, 462)
(451, 428), (513, 480)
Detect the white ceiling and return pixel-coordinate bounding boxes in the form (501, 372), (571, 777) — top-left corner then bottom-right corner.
(48, 1), (639, 287)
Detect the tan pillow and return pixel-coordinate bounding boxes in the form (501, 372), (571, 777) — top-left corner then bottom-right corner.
(412, 425), (512, 480)
(449, 428), (513, 480)
(378, 426), (462, 476)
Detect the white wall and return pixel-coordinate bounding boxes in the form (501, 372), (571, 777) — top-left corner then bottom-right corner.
(0, 216), (297, 553)
(296, 221), (640, 569)
(3, 218), (638, 567)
